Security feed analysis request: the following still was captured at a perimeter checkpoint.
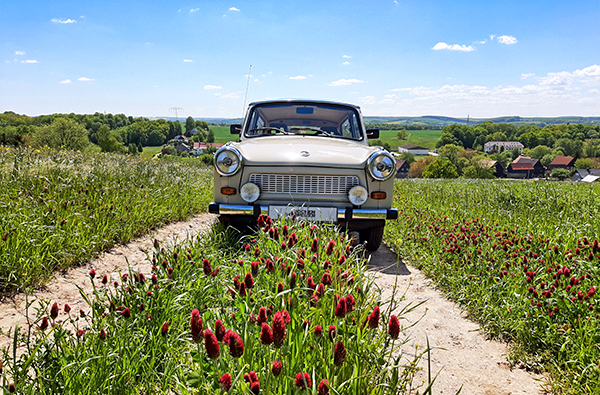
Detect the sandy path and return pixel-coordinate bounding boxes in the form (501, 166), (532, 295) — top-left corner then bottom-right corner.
(0, 215), (545, 393)
(369, 246), (544, 395)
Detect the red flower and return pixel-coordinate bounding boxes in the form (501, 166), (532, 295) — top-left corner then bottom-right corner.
(244, 272), (255, 289)
(76, 329), (85, 338)
(102, 274), (108, 284)
(204, 329), (220, 359)
(277, 282), (284, 293)
(311, 238), (319, 253)
(315, 283), (325, 297)
(335, 297), (347, 318)
(202, 259), (212, 275)
(295, 372), (311, 389)
(251, 260), (260, 274)
(219, 373), (232, 391)
(368, 306), (380, 329)
(272, 360), (282, 376)
(326, 240), (335, 255)
(314, 325), (323, 337)
(215, 319), (226, 342)
(39, 317), (49, 331)
(224, 330), (245, 358)
(388, 315), (400, 339)
(345, 294), (355, 312)
(328, 325), (337, 341)
(321, 272), (332, 286)
(50, 302), (59, 319)
(334, 340), (346, 366)
(260, 322), (273, 345)
(99, 327), (107, 340)
(250, 381), (260, 394)
(318, 379), (330, 395)
(121, 307), (131, 319)
(258, 306), (268, 325)
(307, 277), (317, 290)
(290, 272), (297, 288)
(161, 321), (169, 337)
(190, 309), (203, 341)
(239, 282), (247, 297)
(272, 311), (286, 348)
(89, 269), (96, 279)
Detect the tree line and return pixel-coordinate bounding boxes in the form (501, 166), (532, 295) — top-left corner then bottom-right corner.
(0, 112), (215, 154)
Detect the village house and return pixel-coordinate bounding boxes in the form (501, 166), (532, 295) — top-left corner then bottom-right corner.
(482, 159), (506, 178)
(483, 141), (524, 153)
(507, 156), (545, 179)
(571, 169), (600, 182)
(398, 144), (429, 156)
(395, 159), (410, 179)
(193, 142), (225, 156)
(547, 156), (576, 171)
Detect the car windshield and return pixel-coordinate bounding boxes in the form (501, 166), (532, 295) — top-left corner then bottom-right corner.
(244, 102), (364, 140)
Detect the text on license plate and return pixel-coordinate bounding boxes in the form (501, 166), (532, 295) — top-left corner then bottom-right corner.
(268, 206), (337, 222)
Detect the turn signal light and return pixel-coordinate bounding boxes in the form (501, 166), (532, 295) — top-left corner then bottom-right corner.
(221, 187), (237, 195)
(371, 191), (387, 200)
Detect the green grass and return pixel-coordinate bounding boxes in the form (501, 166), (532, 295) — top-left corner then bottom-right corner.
(0, 147), (213, 293)
(140, 146), (163, 159)
(375, 129), (441, 151)
(385, 179), (600, 393)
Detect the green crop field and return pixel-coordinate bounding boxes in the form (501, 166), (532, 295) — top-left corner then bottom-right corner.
(377, 129), (441, 151)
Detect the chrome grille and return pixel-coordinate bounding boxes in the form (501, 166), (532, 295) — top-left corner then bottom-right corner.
(249, 174), (359, 195)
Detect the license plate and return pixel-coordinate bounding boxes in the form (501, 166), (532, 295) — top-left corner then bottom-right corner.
(268, 206), (337, 222)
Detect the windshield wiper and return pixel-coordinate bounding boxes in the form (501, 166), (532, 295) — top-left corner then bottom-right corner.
(288, 126), (333, 136)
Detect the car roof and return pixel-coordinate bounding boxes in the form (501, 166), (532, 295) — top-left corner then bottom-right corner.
(247, 99), (361, 110)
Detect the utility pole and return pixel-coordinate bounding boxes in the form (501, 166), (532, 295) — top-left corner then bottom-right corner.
(242, 65), (252, 117)
(169, 107), (184, 121)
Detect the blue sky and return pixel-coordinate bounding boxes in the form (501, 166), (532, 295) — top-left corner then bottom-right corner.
(1, 0), (599, 118)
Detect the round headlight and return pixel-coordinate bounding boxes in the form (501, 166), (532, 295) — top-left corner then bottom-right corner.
(240, 182), (260, 203)
(367, 151), (395, 181)
(348, 185), (368, 206)
(214, 147), (242, 176)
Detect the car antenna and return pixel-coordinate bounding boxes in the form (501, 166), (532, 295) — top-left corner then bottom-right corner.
(242, 64), (252, 117)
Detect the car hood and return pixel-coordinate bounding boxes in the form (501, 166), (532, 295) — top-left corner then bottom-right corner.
(231, 136), (380, 168)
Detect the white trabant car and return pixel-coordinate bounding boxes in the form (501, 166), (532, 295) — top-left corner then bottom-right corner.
(209, 99), (397, 250)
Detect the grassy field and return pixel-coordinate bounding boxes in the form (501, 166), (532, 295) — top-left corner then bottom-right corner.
(385, 179), (600, 394)
(0, 147), (213, 293)
(377, 129), (441, 151)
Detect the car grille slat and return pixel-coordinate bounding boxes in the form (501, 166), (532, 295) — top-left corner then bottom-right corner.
(249, 174), (359, 195)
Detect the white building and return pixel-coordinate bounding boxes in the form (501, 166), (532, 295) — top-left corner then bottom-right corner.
(398, 144), (429, 156)
(483, 141), (524, 153)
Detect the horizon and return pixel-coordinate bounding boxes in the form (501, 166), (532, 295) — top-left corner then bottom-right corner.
(2, 1), (599, 119)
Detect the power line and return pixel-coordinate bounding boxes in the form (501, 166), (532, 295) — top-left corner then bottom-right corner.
(169, 107), (184, 120)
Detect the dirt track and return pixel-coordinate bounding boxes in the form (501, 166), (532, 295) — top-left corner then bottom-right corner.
(0, 214), (544, 394)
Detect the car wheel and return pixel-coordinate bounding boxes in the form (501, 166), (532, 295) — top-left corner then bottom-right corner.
(359, 225), (384, 251)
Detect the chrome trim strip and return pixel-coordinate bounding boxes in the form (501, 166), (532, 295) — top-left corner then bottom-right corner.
(351, 209), (389, 219)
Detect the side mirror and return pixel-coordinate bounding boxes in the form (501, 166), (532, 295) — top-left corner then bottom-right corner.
(366, 129), (379, 139)
(230, 124), (242, 135)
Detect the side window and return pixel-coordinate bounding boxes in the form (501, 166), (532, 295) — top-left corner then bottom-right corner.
(341, 113), (360, 139)
(247, 112), (265, 136)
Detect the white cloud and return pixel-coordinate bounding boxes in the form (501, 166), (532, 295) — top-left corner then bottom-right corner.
(220, 93), (239, 99)
(432, 42), (475, 52)
(475, 39), (487, 44)
(489, 34), (495, 41)
(290, 75), (307, 80)
(20, 59), (38, 64)
(77, 77), (94, 82)
(229, 7), (240, 11)
(343, 55), (352, 59)
(51, 18), (76, 24)
(521, 73), (535, 79)
(183, 59), (194, 62)
(204, 85), (223, 90)
(327, 78), (364, 86)
(190, 8), (200, 12)
(573, 64), (600, 78)
(497, 35), (518, 45)
(15, 51), (25, 55)
(342, 61), (350, 65)
(60, 79), (72, 84)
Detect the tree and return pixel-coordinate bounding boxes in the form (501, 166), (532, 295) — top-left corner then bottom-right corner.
(529, 145), (553, 159)
(574, 157), (600, 169)
(550, 168), (570, 180)
(396, 129), (409, 140)
(398, 151), (416, 165)
(97, 125), (126, 153)
(408, 157), (435, 178)
(207, 129), (215, 143)
(540, 153), (557, 167)
(554, 138), (582, 157)
(438, 144), (464, 165)
(185, 116), (195, 136)
(33, 117), (89, 151)
(422, 159), (458, 179)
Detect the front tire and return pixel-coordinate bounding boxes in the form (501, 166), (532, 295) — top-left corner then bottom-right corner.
(359, 225), (384, 251)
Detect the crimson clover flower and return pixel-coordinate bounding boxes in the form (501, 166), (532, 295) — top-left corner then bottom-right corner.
(219, 373), (232, 391)
(258, 306), (268, 325)
(368, 306), (380, 329)
(318, 379), (330, 395)
(50, 302), (59, 319)
(388, 314), (400, 339)
(328, 325), (337, 341)
(161, 321), (169, 337)
(272, 311), (286, 348)
(311, 237), (319, 253)
(334, 340), (346, 366)
(335, 297), (347, 318)
(244, 272), (255, 289)
(121, 307), (131, 319)
(39, 317), (49, 331)
(260, 322), (273, 345)
(272, 360), (282, 376)
(321, 272), (332, 286)
(345, 294), (356, 312)
(99, 327), (107, 340)
(326, 240), (335, 255)
(307, 277), (317, 290)
(202, 259), (212, 275)
(190, 309), (203, 341)
(89, 269), (96, 279)
(294, 372), (311, 389)
(223, 330), (245, 358)
(215, 319), (226, 342)
(314, 325), (323, 337)
(204, 329), (220, 359)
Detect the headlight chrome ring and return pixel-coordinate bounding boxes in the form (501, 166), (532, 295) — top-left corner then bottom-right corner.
(348, 185), (369, 206)
(240, 182), (260, 203)
(214, 146), (242, 176)
(367, 151), (395, 181)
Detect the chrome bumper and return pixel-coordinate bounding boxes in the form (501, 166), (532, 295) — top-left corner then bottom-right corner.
(208, 203), (398, 220)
